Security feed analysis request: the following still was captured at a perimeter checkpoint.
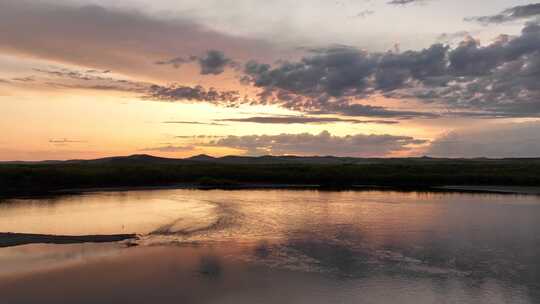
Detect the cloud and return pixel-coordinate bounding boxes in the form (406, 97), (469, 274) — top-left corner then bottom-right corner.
(140, 145), (196, 152)
(6, 1), (540, 120)
(12, 76), (36, 82)
(466, 3), (540, 25)
(0, 0), (273, 81)
(49, 139), (86, 143)
(15, 21), (540, 120)
(307, 104), (439, 119)
(354, 10), (375, 19)
(387, 0), (429, 6)
(163, 121), (227, 126)
(33, 67), (150, 92)
(175, 135), (225, 139)
(49, 138), (87, 146)
(28, 64), (434, 119)
(155, 50), (236, 75)
(242, 45), (445, 118)
(242, 22), (540, 118)
(14, 64), (246, 108)
(436, 31), (471, 43)
(198, 50), (236, 75)
(18, 66), (245, 106)
(244, 45), (448, 97)
(412, 23), (540, 116)
(216, 115), (398, 125)
(428, 121), (540, 158)
(243, 46), (378, 99)
(155, 56), (192, 68)
(207, 130), (427, 156)
(146, 84), (243, 105)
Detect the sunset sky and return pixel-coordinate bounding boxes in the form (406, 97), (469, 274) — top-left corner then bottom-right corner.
(2, 0), (540, 160)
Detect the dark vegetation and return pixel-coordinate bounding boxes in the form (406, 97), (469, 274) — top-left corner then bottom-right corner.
(0, 233), (137, 247)
(1, 154), (540, 195)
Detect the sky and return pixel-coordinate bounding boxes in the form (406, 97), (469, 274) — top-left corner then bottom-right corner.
(2, 0), (540, 160)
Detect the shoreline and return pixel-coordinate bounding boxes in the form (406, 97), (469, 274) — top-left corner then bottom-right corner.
(3, 183), (540, 200)
(433, 185), (540, 195)
(0, 232), (138, 248)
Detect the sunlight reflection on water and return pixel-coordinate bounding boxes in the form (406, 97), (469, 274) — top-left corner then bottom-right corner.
(1, 189), (539, 303)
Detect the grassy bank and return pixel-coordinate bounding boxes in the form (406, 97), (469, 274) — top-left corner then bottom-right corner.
(1, 157), (540, 195)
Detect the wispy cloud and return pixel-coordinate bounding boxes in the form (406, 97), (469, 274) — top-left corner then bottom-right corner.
(0, 0), (274, 81)
(155, 56), (193, 68)
(175, 135), (225, 139)
(155, 50), (237, 75)
(49, 139), (87, 143)
(163, 121), (228, 126)
(436, 31), (471, 43)
(33, 67), (150, 92)
(140, 145), (196, 152)
(49, 138), (88, 146)
(465, 3), (540, 24)
(12, 76), (35, 82)
(146, 84), (243, 105)
(216, 115), (398, 125)
(353, 10), (375, 19)
(206, 130), (427, 157)
(387, 0), (430, 6)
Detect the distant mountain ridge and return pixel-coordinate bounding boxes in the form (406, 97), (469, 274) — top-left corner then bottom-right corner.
(2, 154), (540, 196)
(2, 154), (540, 165)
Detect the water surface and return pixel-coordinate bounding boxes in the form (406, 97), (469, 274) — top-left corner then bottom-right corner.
(1, 189), (539, 303)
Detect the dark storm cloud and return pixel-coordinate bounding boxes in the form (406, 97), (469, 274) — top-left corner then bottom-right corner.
(416, 23), (540, 116)
(243, 46), (378, 98)
(242, 45), (443, 118)
(428, 121), (540, 158)
(216, 115), (398, 125)
(244, 44), (447, 98)
(466, 3), (540, 24)
(375, 44), (448, 90)
(242, 22), (540, 118)
(206, 130), (427, 156)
